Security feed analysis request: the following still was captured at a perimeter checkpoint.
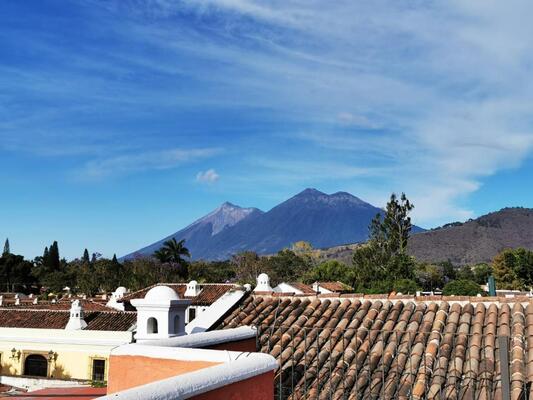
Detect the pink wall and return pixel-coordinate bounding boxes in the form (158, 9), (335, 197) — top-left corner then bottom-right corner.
(107, 355), (220, 394)
(190, 371), (274, 400)
(205, 337), (257, 352)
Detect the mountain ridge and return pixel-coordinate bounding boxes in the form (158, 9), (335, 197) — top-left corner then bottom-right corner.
(407, 207), (533, 265)
(123, 188), (418, 260)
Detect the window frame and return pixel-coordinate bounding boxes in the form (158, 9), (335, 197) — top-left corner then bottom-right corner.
(188, 307), (196, 322)
(22, 352), (49, 378)
(90, 357), (107, 383)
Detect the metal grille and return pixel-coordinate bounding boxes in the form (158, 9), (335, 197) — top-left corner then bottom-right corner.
(256, 324), (526, 400)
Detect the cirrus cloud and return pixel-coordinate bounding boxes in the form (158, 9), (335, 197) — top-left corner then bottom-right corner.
(75, 148), (221, 180)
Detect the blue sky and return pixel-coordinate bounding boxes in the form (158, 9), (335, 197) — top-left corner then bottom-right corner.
(2, 0), (533, 260)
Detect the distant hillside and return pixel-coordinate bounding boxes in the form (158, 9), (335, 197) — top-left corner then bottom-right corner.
(407, 207), (533, 265)
(123, 188), (424, 261)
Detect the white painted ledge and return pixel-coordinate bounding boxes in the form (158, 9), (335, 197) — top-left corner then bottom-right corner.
(143, 326), (256, 348)
(100, 352), (277, 400)
(185, 290), (247, 334)
(112, 342), (255, 363)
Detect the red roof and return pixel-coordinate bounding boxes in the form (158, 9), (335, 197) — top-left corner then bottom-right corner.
(218, 293), (533, 399)
(284, 283), (316, 294)
(1, 386), (106, 399)
(122, 283), (237, 306)
(0, 309), (136, 331)
(318, 281), (352, 292)
(0, 299), (114, 311)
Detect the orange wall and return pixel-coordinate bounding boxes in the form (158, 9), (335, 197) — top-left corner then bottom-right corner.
(206, 338), (257, 352)
(107, 355), (220, 394)
(190, 371), (274, 400)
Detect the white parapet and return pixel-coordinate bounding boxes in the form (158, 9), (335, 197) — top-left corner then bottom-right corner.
(148, 326), (256, 348)
(185, 289), (247, 334)
(101, 344), (277, 400)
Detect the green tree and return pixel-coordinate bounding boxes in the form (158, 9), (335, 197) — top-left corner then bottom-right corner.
(154, 239), (190, 280)
(39, 241), (61, 273)
(351, 244), (386, 289)
(158, 239), (190, 264)
(0, 253), (35, 292)
(381, 193), (414, 255)
(82, 249), (90, 263)
(189, 260), (236, 283)
(76, 260), (99, 296)
(121, 258), (160, 291)
(352, 193), (415, 291)
(442, 279), (482, 296)
(153, 249), (171, 264)
(392, 279), (420, 294)
(457, 265), (475, 281)
(414, 263), (444, 291)
(260, 249), (312, 286)
(3, 238), (10, 256)
(94, 258), (123, 292)
(32, 242), (68, 292)
(304, 260), (354, 285)
(492, 248), (533, 289)
(472, 263), (493, 285)
(439, 260), (456, 282)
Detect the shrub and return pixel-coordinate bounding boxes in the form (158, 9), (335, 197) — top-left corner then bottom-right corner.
(392, 279), (420, 294)
(442, 279), (483, 296)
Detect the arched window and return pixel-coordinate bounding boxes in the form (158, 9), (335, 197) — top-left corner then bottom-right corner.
(174, 315), (180, 333)
(147, 317), (158, 334)
(24, 354), (48, 377)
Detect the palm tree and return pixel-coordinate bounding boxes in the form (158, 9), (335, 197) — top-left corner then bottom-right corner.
(161, 238), (191, 264)
(153, 248), (171, 264)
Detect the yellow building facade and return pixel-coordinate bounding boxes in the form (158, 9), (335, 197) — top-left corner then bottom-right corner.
(0, 327), (133, 382)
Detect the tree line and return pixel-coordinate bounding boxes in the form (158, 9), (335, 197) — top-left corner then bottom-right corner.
(1, 193), (532, 297)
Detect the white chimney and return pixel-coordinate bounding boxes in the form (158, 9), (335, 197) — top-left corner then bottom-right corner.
(33, 298), (38, 304)
(131, 286), (191, 342)
(0, 296), (3, 306)
(254, 273), (273, 292)
(65, 300), (88, 330)
(185, 281), (201, 297)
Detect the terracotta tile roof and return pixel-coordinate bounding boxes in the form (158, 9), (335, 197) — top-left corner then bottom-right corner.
(84, 311), (137, 331)
(317, 281), (353, 292)
(120, 284), (185, 303)
(0, 299), (114, 311)
(0, 309), (136, 331)
(287, 283), (316, 295)
(217, 293), (533, 399)
(121, 283), (237, 306)
(191, 284), (237, 306)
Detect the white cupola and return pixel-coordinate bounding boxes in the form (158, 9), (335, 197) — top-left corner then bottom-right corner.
(106, 286), (129, 311)
(185, 280), (201, 297)
(65, 300), (87, 330)
(131, 285), (191, 342)
(113, 286), (128, 300)
(254, 273), (273, 292)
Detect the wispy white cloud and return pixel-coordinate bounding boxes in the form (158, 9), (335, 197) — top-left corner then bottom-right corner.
(76, 148), (221, 180)
(157, 0), (533, 225)
(196, 168), (220, 184)
(4, 0), (533, 227)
